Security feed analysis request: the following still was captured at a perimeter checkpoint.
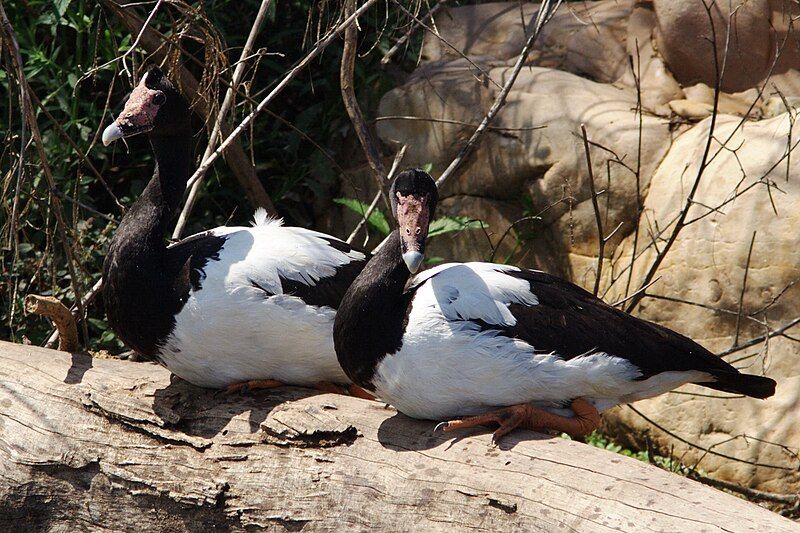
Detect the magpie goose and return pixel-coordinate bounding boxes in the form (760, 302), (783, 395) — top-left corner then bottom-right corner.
(101, 66), (368, 394)
(333, 169), (776, 442)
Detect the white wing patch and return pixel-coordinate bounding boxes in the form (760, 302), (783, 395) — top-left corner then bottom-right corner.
(159, 220), (364, 388)
(408, 262), (538, 327)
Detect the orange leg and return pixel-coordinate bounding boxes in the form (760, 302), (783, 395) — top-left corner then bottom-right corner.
(441, 398), (601, 444)
(348, 384), (377, 401)
(225, 378), (284, 395)
(314, 381), (377, 401)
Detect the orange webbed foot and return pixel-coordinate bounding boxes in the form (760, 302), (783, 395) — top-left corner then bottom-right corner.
(225, 378), (285, 395)
(439, 398), (601, 444)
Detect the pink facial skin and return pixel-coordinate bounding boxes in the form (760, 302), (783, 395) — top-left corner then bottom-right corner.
(395, 192), (430, 253)
(116, 73), (164, 133)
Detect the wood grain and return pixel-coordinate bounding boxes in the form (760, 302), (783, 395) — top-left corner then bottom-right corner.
(0, 341), (795, 532)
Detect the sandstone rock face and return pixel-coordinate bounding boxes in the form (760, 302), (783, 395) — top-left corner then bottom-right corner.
(361, 0), (800, 492)
(600, 113), (800, 492)
(653, 0), (773, 92)
(378, 66), (672, 272)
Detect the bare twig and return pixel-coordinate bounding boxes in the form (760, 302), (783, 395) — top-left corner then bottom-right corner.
(0, 2), (88, 347)
(686, 471), (799, 505)
(732, 231), (757, 347)
(341, 0), (390, 211)
(581, 123), (604, 296)
(80, 0), (164, 83)
(434, 0), (562, 189)
(717, 316), (800, 358)
(104, 0), (276, 213)
(172, 0), (274, 239)
(389, 0), (502, 90)
(624, 1), (725, 313)
(185, 0), (382, 193)
(627, 404), (794, 470)
(381, 0), (445, 66)
(372, 0), (563, 254)
(346, 145), (407, 245)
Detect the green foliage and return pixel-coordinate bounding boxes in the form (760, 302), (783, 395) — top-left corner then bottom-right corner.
(567, 431), (686, 473)
(333, 197), (391, 236)
(428, 216), (484, 238)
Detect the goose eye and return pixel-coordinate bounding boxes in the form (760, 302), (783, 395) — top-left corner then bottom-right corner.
(152, 91), (166, 105)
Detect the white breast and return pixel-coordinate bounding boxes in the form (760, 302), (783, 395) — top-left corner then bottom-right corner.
(372, 263), (709, 420)
(158, 218), (362, 388)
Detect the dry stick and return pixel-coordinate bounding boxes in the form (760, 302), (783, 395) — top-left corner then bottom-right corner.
(172, 0), (273, 239)
(717, 315), (800, 358)
(104, 0), (276, 213)
(29, 90), (125, 213)
(186, 0), (381, 194)
(6, 21), (25, 253)
(372, 0), (563, 254)
(732, 231), (757, 347)
(624, 0), (725, 314)
(380, 0), (446, 66)
(686, 471), (799, 506)
(375, 115), (546, 133)
(0, 2), (88, 347)
(580, 123), (604, 296)
(346, 145), (407, 245)
(341, 0), (390, 211)
(79, 0), (164, 83)
(623, 42), (644, 299)
(627, 404), (794, 470)
(390, 0), (502, 90)
(435, 0), (561, 189)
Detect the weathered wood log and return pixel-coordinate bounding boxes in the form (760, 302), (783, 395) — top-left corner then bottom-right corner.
(0, 341), (796, 532)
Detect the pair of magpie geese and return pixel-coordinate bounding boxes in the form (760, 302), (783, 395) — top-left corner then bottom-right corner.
(100, 66), (774, 441)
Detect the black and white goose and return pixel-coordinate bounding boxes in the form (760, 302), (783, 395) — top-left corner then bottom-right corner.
(101, 66), (368, 393)
(333, 169), (777, 441)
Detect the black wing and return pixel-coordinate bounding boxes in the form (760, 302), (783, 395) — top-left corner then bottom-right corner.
(497, 269), (774, 398)
(165, 229), (228, 295)
(279, 237), (369, 309)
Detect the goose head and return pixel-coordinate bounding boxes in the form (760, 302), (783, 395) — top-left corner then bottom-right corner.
(390, 169), (439, 274)
(102, 65), (189, 145)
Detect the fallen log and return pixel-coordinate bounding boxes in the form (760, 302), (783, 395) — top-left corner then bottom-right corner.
(0, 340), (795, 532)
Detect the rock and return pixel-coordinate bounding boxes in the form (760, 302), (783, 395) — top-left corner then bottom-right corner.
(669, 99), (714, 120)
(377, 65), (673, 274)
(421, 1), (683, 114)
(619, 5), (685, 114)
(427, 195), (524, 265)
(600, 112), (800, 492)
(653, 0), (773, 92)
(763, 95), (800, 117)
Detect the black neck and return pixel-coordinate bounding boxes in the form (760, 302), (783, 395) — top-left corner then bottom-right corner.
(112, 130), (192, 253)
(333, 230), (413, 389)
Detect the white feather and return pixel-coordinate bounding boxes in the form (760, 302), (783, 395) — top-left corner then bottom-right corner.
(373, 263), (710, 420)
(158, 222), (364, 388)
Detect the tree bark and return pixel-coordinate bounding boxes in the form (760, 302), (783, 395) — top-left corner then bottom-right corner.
(0, 341), (795, 532)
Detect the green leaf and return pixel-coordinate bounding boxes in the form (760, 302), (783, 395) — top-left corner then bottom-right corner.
(421, 162), (433, 173)
(428, 216), (484, 238)
(334, 197), (390, 236)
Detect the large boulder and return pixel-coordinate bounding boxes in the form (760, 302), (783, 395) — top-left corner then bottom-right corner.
(377, 65), (672, 272)
(600, 112), (800, 492)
